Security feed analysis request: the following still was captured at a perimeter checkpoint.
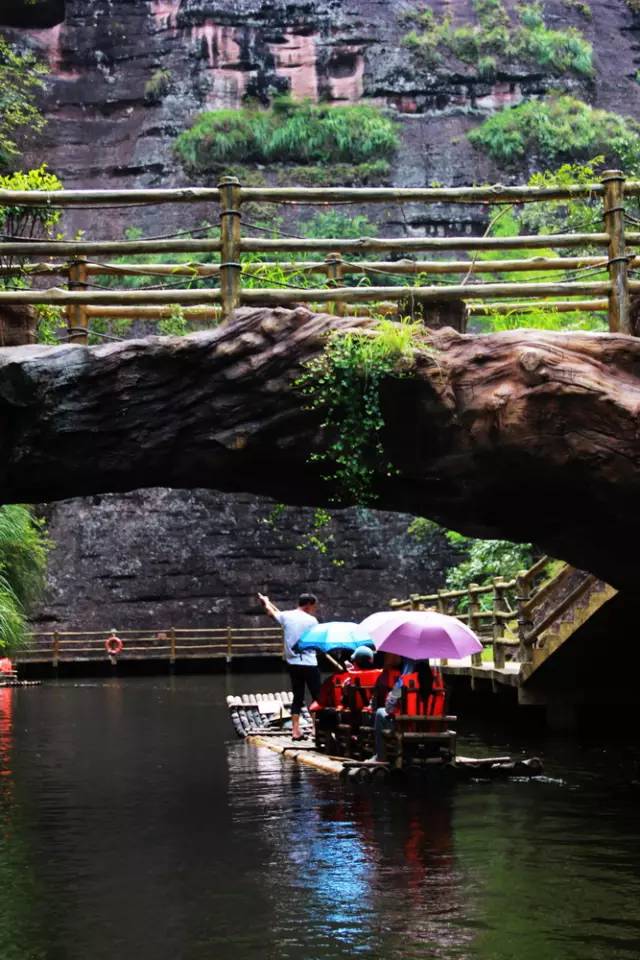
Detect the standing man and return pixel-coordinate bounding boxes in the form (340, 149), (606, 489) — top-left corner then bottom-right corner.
(257, 592), (321, 741)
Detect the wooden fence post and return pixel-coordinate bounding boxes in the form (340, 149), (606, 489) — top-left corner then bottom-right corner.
(516, 569), (533, 663)
(169, 626), (176, 665)
(492, 577), (507, 668)
(52, 630), (60, 669)
(325, 251), (345, 316)
(468, 583), (482, 666)
(67, 256), (88, 344)
(219, 176), (242, 320)
(226, 625), (233, 663)
(602, 169), (631, 335)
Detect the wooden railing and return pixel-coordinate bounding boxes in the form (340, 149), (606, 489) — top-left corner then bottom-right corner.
(391, 554), (617, 676)
(0, 171), (638, 339)
(15, 626), (285, 666)
(391, 555), (554, 668)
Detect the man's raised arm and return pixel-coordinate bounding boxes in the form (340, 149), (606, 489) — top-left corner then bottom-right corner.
(258, 593), (281, 620)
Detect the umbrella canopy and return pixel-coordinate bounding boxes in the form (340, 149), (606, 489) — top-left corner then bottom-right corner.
(359, 610), (482, 661)
(295, 621), (375, 655)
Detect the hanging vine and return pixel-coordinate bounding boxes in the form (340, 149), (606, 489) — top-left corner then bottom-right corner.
(296, 318), (427, 505)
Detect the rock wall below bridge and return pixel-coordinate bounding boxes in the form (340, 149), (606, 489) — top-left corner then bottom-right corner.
(32, 489), (458, 631)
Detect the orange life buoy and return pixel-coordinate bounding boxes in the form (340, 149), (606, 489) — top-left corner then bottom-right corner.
(105, 633), (123, 656)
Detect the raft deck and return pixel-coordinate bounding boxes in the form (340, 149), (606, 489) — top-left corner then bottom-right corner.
(227, 693), (543, 780)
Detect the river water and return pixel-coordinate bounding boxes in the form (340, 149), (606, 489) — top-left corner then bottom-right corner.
(0, 674), (639, 960)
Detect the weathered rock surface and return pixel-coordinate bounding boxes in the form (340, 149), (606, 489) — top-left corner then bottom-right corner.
(34, 488), (457, 630)
(2, 307), (640, 592)
(5, 0), (640, 240)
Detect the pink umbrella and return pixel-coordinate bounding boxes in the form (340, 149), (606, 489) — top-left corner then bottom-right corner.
(359, 610), (483, 661)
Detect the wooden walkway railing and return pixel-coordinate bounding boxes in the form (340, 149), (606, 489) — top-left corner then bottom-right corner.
(390, 555), (576, 671)
(0, 170), (637, 338)
(15, 626), (285, 667)
(391, 553), (620, 685)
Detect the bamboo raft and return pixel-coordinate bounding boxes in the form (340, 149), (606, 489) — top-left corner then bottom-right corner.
(227, 693), (543, 782)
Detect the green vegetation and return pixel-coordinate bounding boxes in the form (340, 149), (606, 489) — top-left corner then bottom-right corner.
(0, 165), (66, 342)
(174, 97), (398, 174)
(453, 162), (610, 333)
(0, 165), (63, 283)
(563, 0), (592, 17)
(468, 95), (640, 168)
(297, 319), (425, 504)
(443, 532), (534, 591)
(408, 518), (534, 606)
(144, 69), (172, 105)
(402, 0), (593, 78)
(0, 35), (47, 167)
(0, 505), (49, 650)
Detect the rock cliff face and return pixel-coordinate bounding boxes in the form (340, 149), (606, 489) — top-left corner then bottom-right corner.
(34, 490), (458, 630)
(6, 0), (638, 628)
(6, 0), (640, 237)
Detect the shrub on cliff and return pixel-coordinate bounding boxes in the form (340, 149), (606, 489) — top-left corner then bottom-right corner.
(174, 98), (398, 173)
(468, 95), (640, 168)
(402, 0), (593, 78)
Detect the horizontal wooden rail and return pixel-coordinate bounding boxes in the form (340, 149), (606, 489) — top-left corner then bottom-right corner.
(239, 184), (615, 203)
(238, 281), (615, 304)
(469, 299), (609, 314)
(0, 255), (627, 279)
(0, 280), (617, 307)
(0, 239), (222, 257)
(0, 181), (630, 207)
(240, 233), (613, 253)
(16, 625), (286, 666)
(0, 187), (222, 205)
(85, 306), (221, 319)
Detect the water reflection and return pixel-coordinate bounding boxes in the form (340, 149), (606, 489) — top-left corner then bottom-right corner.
(228, 743), (475, 959)
(0, 676), (638, 960)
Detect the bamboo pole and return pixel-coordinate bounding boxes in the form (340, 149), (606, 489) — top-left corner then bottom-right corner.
(0, 280), (617, 306)
(0, 187), (222, 205)
(325, 252), (345, 316)
(516, 570), (533, 664)
(67, 256), (88, 344)
(4, 231), (638, 259)
(0, 288), (224, 304)
(219, 176), (242, 319)
(236, 281), (615, 304)
(602, 169), (631, 334)
(241, 184), (610, 203)
(469, 299), (608, 314)
(1, 255), (632, 279)
(240, 233), (613, 254)
(468, 584), (483, 666)
(0, 239), (223, 257)
(85, 305), (221, 319)
(5, 180), (640, 208)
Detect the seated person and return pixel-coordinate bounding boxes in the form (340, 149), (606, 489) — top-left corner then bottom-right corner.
(370, 656), (416, 762)
(341, 645), (378, 714)
(346, 645), (375, 672)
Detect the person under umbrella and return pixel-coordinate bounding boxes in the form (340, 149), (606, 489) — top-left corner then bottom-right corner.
(361, 609), (483, 761)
